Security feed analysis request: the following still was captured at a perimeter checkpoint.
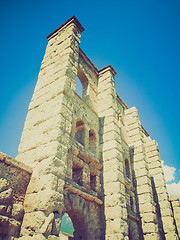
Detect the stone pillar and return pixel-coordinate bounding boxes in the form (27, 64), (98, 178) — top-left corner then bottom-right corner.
(145, 137), (179, 239)
(16, 16), (84, 237)
(98, 66), (128, 240)
(145, 137), (177, 239)
(170, 196), (180, 237)
(124, 107), (160, 240)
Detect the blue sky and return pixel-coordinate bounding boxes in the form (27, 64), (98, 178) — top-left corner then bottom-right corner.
(0, 0), (180, 196)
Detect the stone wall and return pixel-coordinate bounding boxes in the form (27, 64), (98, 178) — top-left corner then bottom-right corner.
(0, 153), (32, 239)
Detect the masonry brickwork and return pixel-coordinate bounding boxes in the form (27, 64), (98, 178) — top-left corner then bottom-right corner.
(0, 16), (179, 240)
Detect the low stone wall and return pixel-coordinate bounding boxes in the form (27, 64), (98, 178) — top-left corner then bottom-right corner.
(0, 153), (32, 239)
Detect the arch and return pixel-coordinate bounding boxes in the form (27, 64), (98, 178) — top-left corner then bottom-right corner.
(63, 194), (89, 240)
(67, 209), (88, 240)
(125, 158), (131, 179)
(60, 210), (88, 240)
(89, 129), (96, 154)
(75, 118), (85, 146)
(75, 68), (89, 98)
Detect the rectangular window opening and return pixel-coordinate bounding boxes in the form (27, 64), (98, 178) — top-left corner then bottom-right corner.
(90, 174), (96, 191)
(72, 165), (83, 186)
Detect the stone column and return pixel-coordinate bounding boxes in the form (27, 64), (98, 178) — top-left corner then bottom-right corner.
(16, 16), (84, 237)
(98, 66), (128, 240)
(124, 107), (160, 240)
(170, 196), (180, 237)
(145, 137), (179, 239)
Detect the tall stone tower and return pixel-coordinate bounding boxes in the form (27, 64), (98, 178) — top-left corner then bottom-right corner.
(14, 16), (180, 240)
(17, 16), (104, 240)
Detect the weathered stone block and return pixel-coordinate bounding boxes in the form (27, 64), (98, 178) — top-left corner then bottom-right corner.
(17, 141), (60, 167)
(159, 200), (171, 210)
(39, 212), (54, 237)
(162, 218), (176, 233)
(138, 193), (154, 205)
(26, 173), (58, 194)
(105, 206), (124, 220)
(0, 188), (13, 205)
(102, 148), (122, 162)
(0, 178), (9, 193)
(164, 232), (179, 240)
(133, 161), (148, 171)
(133, 152), (146, 162)
(173, 207), (180, 215)
(0, 215), (21, 237)
(149, 167), (163, 175)
(146, 150), (159, 159)
(105, 194), (125, 207)
(106, 218), (128, 235)
(127, 134), (142, 144)
(104, 169), (124, 183)
(148, 160), (162, 169)
(136, 176), (151, 186)
(142, 222), (159, 234)
(104, 182), (124, 196)
(161, 207), (173, 217)
(141, 212), (157, 223)
(24, 190), (64, 214)
(139, 202), (156, 213)
(125, 122), (139, 132)
(145, 145), (158, 155)
(103, 140), (120, 152)
(11, 204), (24, 221)
(103, 159), (120, 173)
(20, 211), (46, 236)
(171, 200), (180, 207)
(136, 184), (152, 195)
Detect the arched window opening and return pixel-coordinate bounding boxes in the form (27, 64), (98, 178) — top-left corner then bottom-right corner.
(125, 158), (131, 179)
(89, 129), (96, 154)
(90, 173), (96, 191)
(60, 213), (74, 238)
(75, 68), (88, 99)
(75, 119), (85, 146)
(75, 76), (83, 98)
(72, 162), (83, 186)
(130, 196), (134, 212)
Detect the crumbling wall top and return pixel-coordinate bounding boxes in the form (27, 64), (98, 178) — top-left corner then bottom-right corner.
(0, 152), (32, 174)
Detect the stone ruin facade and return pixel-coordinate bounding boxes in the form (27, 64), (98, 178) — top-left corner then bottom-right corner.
(0, 16), (180, 240)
